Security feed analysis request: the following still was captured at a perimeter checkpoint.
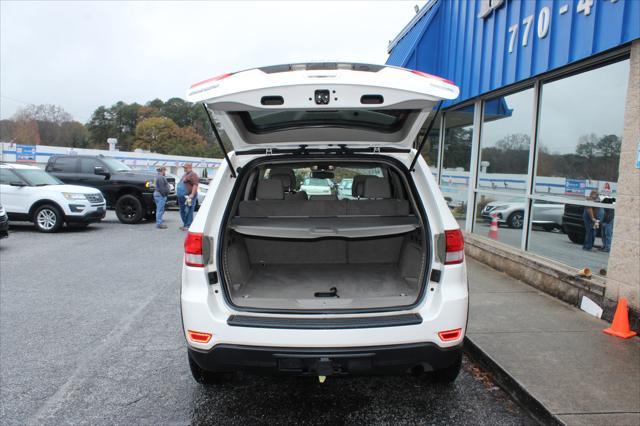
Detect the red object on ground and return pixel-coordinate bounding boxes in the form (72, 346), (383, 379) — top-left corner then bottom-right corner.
(488, 213), (499, 240)
(603, 298), (637, 339)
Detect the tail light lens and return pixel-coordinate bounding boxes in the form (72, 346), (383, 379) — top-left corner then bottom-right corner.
(444, 229), (464, 265)
(187, 330), (212, 344)
(184, 232), (204, 267)
(438, 328), (462, 342)
(410, 69), (455, 86)
(190, 72), (234, 88)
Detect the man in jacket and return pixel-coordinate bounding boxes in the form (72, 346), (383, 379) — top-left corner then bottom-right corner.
(180, 163), (199, 230)
(154, 167), (170, 229)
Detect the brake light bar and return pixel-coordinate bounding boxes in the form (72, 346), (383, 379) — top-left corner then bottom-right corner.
(187, 330), (212, 344)
(438, 328), (462, 342)
(444, 229), (464, 265)
(190, 72), (234, 88)
(410, 69), (455, 86)
(184, 232), (204, 267)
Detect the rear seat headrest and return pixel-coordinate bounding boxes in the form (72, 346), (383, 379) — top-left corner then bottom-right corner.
(269, 168), (296, 191)
(352, 175), (368, 198)
(256, 179), (284, 200)
(363, 176), (391, 199)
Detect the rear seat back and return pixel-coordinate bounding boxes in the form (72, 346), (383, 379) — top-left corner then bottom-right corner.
(238, 176), (409, 217)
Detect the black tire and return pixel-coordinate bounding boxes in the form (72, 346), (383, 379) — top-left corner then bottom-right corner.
(507, 211), (524, 229)
(33, 204), (63, 233)
(115, 194), (144, 224)
(430, 352), (462, 384)
(188, 351), (233, 385)
(567, 231), (585, 245)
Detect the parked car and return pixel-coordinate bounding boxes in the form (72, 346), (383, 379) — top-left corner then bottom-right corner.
(0, 203), (9, 239)
(337, 178), (354, 200)
(195, 183), (208, 211)
(299, 177), (333, 197)
(181, 62), (467, 385)
(562, 197), (615, 244)
(480, 199), (563, 230)
(0, 163), (106, 232)
(46, 155), (176, 224)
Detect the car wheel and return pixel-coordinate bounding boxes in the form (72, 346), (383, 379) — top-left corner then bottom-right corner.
(429, 352), (462, 384)
(33, 205), (63, 233)
(115, 194), (144, 224)
(567, 231), (585, 245)
(188, 350), (233, 385)
(507, 211), (524, 229)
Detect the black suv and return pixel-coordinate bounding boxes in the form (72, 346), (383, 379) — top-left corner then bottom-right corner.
(46, 155), (176, 224)
(562, 197), (615, 244)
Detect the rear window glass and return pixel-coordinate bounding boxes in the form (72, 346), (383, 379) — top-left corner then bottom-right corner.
(238, 109), (415, 134)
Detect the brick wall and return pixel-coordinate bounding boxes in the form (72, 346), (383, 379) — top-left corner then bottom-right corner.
(605, 40), (640, 310)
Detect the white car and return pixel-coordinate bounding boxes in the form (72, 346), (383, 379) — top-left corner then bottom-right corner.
(181, 62), (467, 384)
(299, 177), (333, 197)
(481, 199), (564, 230)
(0, 163), (106, 232)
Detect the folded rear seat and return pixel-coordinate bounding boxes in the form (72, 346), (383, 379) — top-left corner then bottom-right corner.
(347, 176), (410, 215)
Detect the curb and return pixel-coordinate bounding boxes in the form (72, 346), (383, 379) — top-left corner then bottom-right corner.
(463, 336), (562, 426)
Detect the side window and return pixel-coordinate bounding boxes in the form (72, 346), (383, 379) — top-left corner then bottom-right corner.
(50, 157), (77, 172)
(79, 158), (103, 174)
(0, 169), (20, 185)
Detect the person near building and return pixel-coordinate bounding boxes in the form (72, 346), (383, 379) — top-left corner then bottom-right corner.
(582, 190), (602, 251)
(153, 166), (170, 229)
(179, 163), (199, 231)
(600, 197), (615, 252)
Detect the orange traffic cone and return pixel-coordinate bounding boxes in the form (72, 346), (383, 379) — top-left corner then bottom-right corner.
(488, 213), (499, 239)
(603, 298), (637, 339)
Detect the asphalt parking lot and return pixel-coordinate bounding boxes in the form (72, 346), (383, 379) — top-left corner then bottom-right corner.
(0, 211), (534, 425)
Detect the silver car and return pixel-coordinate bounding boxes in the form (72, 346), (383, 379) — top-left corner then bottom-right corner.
(481, 199), (563, 230)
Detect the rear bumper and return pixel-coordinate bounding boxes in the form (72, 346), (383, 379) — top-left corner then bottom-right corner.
(188, 342), (462, 376)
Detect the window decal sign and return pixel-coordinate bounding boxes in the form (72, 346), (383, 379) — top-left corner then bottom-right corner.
(565, 179), (586, 196)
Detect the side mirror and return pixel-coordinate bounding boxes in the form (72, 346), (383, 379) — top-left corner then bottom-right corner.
(94, 166), (109, 177)
(9, 181), (26, 187)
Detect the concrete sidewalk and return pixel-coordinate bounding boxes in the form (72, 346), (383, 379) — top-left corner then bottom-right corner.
(466, 258), (640, 426)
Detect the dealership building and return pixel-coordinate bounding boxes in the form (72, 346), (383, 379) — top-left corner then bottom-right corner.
(387, 0), (639, 314)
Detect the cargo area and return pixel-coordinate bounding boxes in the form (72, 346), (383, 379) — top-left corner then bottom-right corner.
(219, 160), (430, 312)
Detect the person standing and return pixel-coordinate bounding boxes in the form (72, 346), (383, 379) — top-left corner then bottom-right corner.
(153, 167), (170, 229)
(600, 197), (615, 252)
(180, 163), (199, 231)
(582, 190), (602, 251)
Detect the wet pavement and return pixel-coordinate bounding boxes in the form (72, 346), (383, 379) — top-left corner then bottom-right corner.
(1, 211), (534, 425)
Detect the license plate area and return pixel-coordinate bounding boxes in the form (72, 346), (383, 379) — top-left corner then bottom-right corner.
(275, 353), (374, 375)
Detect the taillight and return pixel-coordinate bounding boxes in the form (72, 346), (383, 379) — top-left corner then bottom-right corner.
(444, 229), (464, 265)
(187, 330), (212, 344)
(184, 232), (204, 267)
(190, 72), (234, 88)
(438, 328), (462, 342)
(410, 69), (455, 86)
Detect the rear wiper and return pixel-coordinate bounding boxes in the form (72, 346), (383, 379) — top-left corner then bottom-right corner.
(35, 183), (49, 186)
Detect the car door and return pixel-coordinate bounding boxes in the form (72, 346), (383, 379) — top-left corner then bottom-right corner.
(48, 156), (79, 185)
(0, 168), (31, 214)
(77, 158), (108, 190)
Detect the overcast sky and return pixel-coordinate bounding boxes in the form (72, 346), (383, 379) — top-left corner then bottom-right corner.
(0, 0), (424, 123)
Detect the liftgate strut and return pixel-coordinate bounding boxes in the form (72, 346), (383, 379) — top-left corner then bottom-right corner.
(408, 100), (443, 173)
(202, 103), (237, 178)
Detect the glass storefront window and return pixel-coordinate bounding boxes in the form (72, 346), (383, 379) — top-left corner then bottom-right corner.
(529, 198), (614, 276)
(473, 192), (525, 248)
(478, 88), (534, 194)
(534, 60), (629, 201)
(415, 114), (441, 180)
(441, 105), (474, 227)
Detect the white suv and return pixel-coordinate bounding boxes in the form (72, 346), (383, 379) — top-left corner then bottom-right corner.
(181, 63), (468, 384)
(0, 163), (106, 232)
